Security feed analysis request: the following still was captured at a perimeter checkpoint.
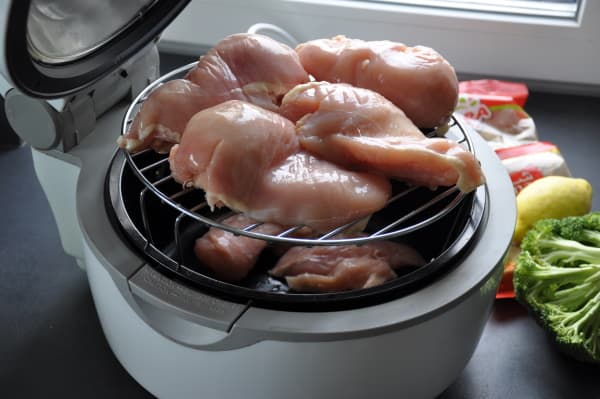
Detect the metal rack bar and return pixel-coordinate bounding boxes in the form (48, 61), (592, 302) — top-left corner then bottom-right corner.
(170, 187), (195, 200)
(139, 157), (169, 173)
(373, 187), (460, 236)
(241, 222), (263, 232)
(174, 202), (209, 265)
(139, 188), (154, 245)
(130, 148), (152, 158)
(151, 174), (173, 186)
(277, 225), (306, 237)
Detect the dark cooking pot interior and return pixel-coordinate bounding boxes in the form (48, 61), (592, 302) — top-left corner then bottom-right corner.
(107, 148), (487, 311)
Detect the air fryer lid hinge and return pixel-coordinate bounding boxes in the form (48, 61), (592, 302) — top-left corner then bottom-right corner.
(5, 44), (159, 153)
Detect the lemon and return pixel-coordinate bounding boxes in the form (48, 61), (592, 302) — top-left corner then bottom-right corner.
(514, 176), (593, 243)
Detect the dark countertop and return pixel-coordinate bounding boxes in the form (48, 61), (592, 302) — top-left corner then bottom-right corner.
(1, 54), (599, 398)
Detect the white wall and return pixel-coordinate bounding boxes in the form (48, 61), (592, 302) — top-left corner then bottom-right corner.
(160, 0), (600, 93)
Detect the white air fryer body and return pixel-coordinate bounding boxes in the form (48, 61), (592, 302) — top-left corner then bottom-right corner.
(86, 239), (497, 399)
(51, 98), (511, 397)
(27, 120), (512, 399)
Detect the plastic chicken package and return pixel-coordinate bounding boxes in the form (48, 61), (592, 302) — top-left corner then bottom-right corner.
(495, 141), (571, 195)
(455, 79), (538, 149)
(455, 80), (573, 298)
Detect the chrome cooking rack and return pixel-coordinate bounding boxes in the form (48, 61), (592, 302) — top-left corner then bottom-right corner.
(121, 62), (477, 247)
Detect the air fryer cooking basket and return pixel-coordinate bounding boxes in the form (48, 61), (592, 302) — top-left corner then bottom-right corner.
(106, 63), (488, 311)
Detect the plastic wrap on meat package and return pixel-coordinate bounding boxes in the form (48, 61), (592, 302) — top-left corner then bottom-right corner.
(455, 79), (538, 148)
(495, 141), (571, 194)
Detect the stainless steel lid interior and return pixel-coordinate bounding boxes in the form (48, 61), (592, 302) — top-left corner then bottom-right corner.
(27, 0), (158, 64)
(4, 0), (190, 98)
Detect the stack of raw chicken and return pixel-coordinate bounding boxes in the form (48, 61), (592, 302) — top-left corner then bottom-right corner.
(118, 33), (485, 293)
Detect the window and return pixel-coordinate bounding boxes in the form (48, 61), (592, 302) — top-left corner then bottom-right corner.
(355, 1), (581, 19)
(161, 0), (599, 92)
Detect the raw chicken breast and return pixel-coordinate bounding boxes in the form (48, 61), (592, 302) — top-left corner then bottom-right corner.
(118, 79), (240, 153)
(169, 100), (300, 210)
(295, 35), (458, 128)
(270, 238), (426, 292)
(186, 33), (309, 112)
(248, 152), (391, 232)
(119, 33), (309, 154)
(194, 214), (282, 282)
(281, 82), (485, 193)
(169, 100), (391, 232)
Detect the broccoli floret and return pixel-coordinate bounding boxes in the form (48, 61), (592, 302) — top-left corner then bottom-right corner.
(521, 214), (600, 267)
(514, 212), (600, 363)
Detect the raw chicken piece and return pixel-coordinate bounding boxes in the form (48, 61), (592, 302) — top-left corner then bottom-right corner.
(169, 100), (391, 232)
(169, 100), (300, 210)
(118, 79), (240, 153)
(119, 33), (309, 154)
(194, 214), (282, 282)
(281, 82), (485, 193)
(295, 35), (458, 128)
(248, 152), (391, 232)
(186, 33), (309, 112)
(270, 238), (426, 292)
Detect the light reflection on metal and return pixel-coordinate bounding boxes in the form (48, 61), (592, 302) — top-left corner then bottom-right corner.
(27, 0), (158, 64)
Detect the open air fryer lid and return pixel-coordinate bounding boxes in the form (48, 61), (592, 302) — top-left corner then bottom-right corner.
(0, 0), (190, 98)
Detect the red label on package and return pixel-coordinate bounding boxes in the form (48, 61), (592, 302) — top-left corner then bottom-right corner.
(463, 105), (492, 120)
(455, 96), (493, 120)
(459, 80), (529, 107)
(510, 167), (544, 194)
(495, 141), (558, 160)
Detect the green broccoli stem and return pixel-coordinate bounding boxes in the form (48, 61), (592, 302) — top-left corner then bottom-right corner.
(590, 304), (600, 356)
(568, 290), (599, 341)
(525, 262), (598, 281)
(582, 229), (600, 247)
(537, 238), (600, 265)
(547, 290), (600, 350)
(548, 270), (600, 309)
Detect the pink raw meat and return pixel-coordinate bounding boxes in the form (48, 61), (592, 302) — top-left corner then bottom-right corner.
(194, 214), (282, 282)
(281, 82), (485, 193)
(186, 33), (309, 112)
(296, 35), (458, 128)
(169, 100), (391, 232)
(119, 33), (309, 153)
(271, 237), (426, 292)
